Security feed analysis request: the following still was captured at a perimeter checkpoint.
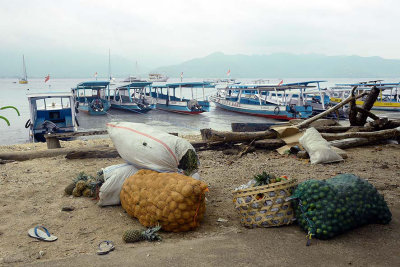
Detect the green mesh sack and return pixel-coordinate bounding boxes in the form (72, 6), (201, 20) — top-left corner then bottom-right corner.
(292, 174), (392, 240)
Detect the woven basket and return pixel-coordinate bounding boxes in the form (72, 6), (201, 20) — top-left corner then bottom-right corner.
(233, 179), (297, 228)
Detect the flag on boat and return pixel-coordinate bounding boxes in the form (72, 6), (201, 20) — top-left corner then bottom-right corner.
(227, 69), (231, 76)
(94, 72), (98, 78)
(44, 74), (50, 83)
(278, 80), (283, 86)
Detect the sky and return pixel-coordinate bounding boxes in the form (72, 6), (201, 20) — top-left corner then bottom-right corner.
(1, 0), (399, 76)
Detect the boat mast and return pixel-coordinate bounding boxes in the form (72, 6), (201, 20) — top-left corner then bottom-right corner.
(22, 55), (27, 80)
(108, 49), (112, 81)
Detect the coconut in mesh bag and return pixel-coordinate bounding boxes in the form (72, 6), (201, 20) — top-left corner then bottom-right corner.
(292, 174), (391, 239)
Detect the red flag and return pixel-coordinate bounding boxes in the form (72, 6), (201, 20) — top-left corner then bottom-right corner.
(227, 69), (231, 76)
(278, 80), (283, 86)
(180, 72), (183, 78)
(44, 74), (50, 83)
(94, 72), (98, 78)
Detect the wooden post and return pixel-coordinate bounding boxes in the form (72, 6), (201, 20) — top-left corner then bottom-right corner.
(46, 137), (61, 149)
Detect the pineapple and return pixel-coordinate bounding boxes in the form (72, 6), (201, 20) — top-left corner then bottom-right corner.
(122, 226), (162, 243)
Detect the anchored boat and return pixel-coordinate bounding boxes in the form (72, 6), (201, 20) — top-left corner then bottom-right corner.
(19, 55), (28, 84)
(328, 82), (400, 112)
(26, 92), (78, 142)
(150, 82), (213, 114)
(109, 82), (155, 113)
(72, 81), (111, 115)
(210, 83), (315, 120)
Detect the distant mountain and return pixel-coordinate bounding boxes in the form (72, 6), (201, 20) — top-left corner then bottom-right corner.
(152, 52), (400, 78)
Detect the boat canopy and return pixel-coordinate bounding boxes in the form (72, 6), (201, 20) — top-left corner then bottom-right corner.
(335, 83), (400, 89)
(166, 82), (214, 88)
(75, 81), (110, 89)
(284, 80), (327, 86)
(118, 82), (152, 89)
(27, 92), (74, 99)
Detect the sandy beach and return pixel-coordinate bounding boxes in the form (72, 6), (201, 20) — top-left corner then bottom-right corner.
(0, 138), (399, 266)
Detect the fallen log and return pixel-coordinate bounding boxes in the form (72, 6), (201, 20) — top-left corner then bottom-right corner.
(329, 138), (372, 149)
(0, 145), (110, 161)
(296, 92), (367, 129)
(65, 147), (120, 159)
(231, 122), (286, 132)
(321, 127), (400, 141)
(200, 128), (277, 142)
(254, 139), (286, 149)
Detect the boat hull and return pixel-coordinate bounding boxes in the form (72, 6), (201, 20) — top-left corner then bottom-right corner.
(111, 103), (153, 113)
(19, 80), (28, 84)
(212, 98), (312, 120)
(330, 98), (400, 112)
(156, 104), (204, 115)
(77, 100), (111, 115)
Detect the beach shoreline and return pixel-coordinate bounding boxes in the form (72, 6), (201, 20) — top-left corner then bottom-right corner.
(0, 138), (399, 265)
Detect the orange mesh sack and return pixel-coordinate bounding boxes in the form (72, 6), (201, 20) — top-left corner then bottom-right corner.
(120, 169), (208, 232)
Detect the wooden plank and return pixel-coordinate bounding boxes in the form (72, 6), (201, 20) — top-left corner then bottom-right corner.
(200, 128), (277, 142)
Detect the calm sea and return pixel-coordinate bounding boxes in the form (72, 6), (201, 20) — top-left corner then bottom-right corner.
(0, 77), (398, 145)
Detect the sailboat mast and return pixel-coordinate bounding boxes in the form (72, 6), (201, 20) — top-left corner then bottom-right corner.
(22, 55), (27, 79)
(108, 49), (111, 80)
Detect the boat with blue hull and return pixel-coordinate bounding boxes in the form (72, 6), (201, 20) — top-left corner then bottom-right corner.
(110, 82), (155, 113)
(210, 83), (315, 120)
(26, 92), (78, 142)
(72, 81), (111, 115)
(150, 82), (213, 114)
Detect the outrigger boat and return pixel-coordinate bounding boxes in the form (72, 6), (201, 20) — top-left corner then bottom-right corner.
(109, 81), (155, 113)
(150, 82), (213, 114)
(147, 73), (169, 82)
(26, 92), (78, 142)
(328, 81), (400, 112)
(210, 83), (315, 120)
(72, 81), (111, 115)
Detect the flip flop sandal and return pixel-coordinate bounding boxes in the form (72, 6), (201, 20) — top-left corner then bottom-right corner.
(97, 241), (115, 255)
(28, 226), (58, 242)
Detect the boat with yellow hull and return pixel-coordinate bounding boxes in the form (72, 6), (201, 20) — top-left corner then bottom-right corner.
(328, 82), (400, 112)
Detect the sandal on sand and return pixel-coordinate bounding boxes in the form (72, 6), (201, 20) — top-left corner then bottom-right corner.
(28, 226), (58, 242)
(97, 241), (115, 255)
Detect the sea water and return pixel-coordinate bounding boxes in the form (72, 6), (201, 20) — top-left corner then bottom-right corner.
(0, 77), (398, 145)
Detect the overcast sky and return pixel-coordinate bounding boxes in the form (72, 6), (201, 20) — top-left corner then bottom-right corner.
(1, 0), (399, 69)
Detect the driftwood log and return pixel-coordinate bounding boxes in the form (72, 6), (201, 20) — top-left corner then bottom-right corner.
(349, 86), (381, 126)
(321, 127), (400, 141)
(200, 128), (277, 142)
(296, 91), (367, 129)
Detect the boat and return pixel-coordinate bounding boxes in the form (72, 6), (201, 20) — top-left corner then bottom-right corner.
(210, 83), (315, 120)
(19, 55), (28, 84)
(72, 81), (111, 115)
(150, 82), (213, 114)
(109, 81), (155, 113)
(122, 76), (147, 83)
(328, 82), (400, 112)
(26, 92), (78, 142)
(147, 73), (169, 82)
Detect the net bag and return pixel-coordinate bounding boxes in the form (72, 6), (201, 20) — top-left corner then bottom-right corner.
(292, 174), (392, 239)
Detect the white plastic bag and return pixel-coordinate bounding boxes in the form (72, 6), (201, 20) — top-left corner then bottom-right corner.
(98, 163), (138, 206)
(299, 127), (343, 164)
(107, 122), (196, 173)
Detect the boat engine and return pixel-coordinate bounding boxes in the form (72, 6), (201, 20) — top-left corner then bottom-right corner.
(41, 120), (59, 134)
(187, 99), (202, 111)
(91, 99), (104, 112)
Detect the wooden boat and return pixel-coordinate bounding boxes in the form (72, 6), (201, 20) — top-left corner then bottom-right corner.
(19, 55), (28, 84)
(210, 83), (315, 120)
(109, 82), (155, 113)
(328, 82), (400, 112)
(150, 82), (213, 114)
(26, 92), (78, 142)
(72, 81), (111, 115)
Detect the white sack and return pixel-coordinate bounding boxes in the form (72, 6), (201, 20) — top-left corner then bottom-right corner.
(299, 127), (343, 164)
(98, 163), (138, 206)
(107, 122), (196, 172)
